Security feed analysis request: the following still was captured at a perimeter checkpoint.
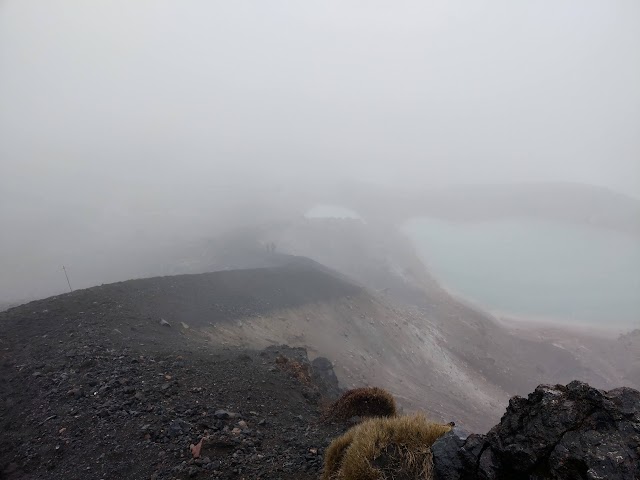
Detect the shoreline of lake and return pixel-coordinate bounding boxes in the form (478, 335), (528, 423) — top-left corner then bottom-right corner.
(403, 217), (640, 331)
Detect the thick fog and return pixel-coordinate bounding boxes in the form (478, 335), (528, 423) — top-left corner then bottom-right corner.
(1, 1), (639, 303)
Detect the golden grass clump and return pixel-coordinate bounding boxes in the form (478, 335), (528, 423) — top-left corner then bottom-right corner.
(322, 413), (452, 480)
(328, 387), (397, 421)
(323, 427), (357, 477)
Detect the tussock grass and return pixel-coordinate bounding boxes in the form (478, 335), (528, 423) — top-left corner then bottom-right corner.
(275, 355), (312, 384)
(323, 427), (357, 478)
(328, 387), (397, 421)
(322, 413), (452, 480)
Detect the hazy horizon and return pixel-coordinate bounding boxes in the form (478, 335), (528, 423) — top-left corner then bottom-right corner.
(1, 1), (639, 304)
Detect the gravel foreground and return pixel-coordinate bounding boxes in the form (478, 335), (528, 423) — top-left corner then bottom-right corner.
(3, 267), (639, 480)
(0, 280), (349, 480)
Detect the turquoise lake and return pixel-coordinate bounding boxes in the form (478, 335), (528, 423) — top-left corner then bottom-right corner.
(403, 218), (640, 328)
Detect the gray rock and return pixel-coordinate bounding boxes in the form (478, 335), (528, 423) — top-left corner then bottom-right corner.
(67, 387), (84, 399)
(214, 409), (231, 419)
(167, 419), (190, 438)
(311, 356), (341, 399)
(431, 431), (466, 480)
(432, 381), (640, 480)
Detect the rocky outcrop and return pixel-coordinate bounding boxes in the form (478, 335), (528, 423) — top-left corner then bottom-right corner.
(432, 380), (640, 480)
(311, 356), (341, 400)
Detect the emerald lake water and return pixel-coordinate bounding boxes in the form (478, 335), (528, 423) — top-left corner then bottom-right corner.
(403, 218), (640, 328)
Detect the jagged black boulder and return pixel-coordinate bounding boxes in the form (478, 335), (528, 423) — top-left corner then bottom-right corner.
(432, 380), (640, 480)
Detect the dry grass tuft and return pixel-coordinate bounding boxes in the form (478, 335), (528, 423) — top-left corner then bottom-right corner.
(275, 355), (312, 384)
(323, 427), (357, 478)
(322, 413), (452, 480)
(328, 387), (397, 421)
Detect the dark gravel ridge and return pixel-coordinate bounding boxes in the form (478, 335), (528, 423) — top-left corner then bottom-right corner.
(0, 266), (354, 480)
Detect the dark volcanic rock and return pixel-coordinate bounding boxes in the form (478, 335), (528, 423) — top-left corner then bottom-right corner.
(0, 329), (346, 479)
(311, 356), (341, 400)
(432, 380), (640, 480)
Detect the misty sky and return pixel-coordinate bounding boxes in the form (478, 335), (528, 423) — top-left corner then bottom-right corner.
(1, 1), (639, 301)
(2, 1), (639, 191)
